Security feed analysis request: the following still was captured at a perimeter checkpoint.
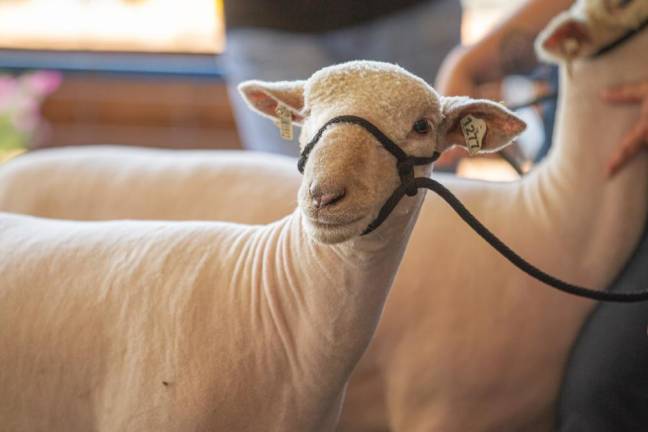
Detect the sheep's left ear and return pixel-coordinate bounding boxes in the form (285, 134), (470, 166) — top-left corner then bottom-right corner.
(437, 96), (526, 155)
(238, 80), (306, 125)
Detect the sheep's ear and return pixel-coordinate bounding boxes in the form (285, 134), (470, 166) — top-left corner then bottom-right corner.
(238, 80), (306, 125)
(535, 12), (592, 64)
(437, 97), (526, 155)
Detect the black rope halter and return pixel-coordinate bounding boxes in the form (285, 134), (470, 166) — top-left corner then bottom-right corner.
(591, 16), (648, 59)
(298, 115), (440, 235)
(297, 115), (648, 303)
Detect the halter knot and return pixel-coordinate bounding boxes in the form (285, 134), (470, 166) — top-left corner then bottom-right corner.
(397, 158), (418, 197)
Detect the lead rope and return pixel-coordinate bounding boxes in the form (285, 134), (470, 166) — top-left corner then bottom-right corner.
(415, 177), (648, 303)
(299, 115), (648, 303)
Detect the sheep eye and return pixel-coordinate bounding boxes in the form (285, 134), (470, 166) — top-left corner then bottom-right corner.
(605, 0), (632, 12)
(412, 119), (430, 135)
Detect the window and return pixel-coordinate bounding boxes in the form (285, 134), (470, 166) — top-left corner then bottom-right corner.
(0, 0), (224, 54)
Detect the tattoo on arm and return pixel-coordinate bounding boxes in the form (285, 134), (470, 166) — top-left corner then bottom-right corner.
(499, 29), (538, 76)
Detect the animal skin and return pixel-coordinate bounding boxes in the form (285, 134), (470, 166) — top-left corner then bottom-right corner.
(0, 62), (524, 431)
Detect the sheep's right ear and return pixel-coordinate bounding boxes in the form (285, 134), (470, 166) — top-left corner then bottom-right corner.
(535, 11), (592, 64)
(238, 80), (306, 125)
(437, 96), (526, 155)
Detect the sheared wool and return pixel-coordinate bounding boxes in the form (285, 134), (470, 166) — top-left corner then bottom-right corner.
(0, 147), (300, 223)
(2, 5), (645, 427)
(2, 18), (646, 429)
(0, 61), (524, 431)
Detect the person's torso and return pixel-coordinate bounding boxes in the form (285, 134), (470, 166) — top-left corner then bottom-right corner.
(224, 0), (432, 33)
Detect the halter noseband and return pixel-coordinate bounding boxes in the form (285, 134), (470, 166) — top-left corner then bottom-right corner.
(590, 17), (648, 59)
(297, 115), (440, 235)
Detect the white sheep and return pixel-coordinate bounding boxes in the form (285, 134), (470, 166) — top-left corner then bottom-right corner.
(2, 1), (644, 428)
(0, 61), (524, 431)
(0, 147), (300, 223)
(342, 3), (648, 430)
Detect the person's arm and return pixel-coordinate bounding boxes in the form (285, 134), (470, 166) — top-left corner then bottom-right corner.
(436, 0), (573, 97)
(601, 80), (648, 177)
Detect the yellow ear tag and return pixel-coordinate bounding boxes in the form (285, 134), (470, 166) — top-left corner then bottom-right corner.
(563, 38), (580, 78)
(460, 115), (487, 156)
(275, 104), (294, 141)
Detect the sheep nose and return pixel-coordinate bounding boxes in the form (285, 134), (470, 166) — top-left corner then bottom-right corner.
(310, 182), (346, 208)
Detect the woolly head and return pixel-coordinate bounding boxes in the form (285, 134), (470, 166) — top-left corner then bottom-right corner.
(536, 0), (648, 64)
(239, 61), (525, 244)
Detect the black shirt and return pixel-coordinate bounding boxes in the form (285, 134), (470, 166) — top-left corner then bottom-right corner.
(225, 0), (431, 33)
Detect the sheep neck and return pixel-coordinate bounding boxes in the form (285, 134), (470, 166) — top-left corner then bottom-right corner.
(523, 30), (648, 286)
(248, 179), (428, 426)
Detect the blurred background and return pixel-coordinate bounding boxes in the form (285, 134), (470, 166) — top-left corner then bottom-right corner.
(0, 0), (543, 179)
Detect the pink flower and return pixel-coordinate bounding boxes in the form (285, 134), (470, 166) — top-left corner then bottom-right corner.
(21, 71), (62, 97)
(0, 71), (63, 150)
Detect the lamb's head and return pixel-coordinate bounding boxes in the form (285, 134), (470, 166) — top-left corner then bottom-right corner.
(239, 61), (525, 244)
(536, 0), (648, 64)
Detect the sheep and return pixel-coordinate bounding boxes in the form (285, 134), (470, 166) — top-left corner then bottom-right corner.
(339, 3), (648, 431)
(1, 1), (644, 428)
(0, 61), (525, 432)
(0, 147), (300, 224)
(535, 0), (648, 64)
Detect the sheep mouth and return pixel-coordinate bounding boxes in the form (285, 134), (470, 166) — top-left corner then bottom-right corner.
(308, 216), (364, 228)
(306, 214), (366, 230)
(305, 214), (371, 243)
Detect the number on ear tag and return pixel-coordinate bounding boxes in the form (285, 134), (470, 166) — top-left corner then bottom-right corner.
(460, 115), (487, 156)
(275, 104), (294, 141)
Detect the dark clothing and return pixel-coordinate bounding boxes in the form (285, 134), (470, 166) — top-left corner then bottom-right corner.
(224, 0), (430, 33)
(557, 223), (648, 432)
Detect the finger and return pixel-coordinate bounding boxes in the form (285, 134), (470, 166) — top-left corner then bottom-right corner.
(607, 124), (647, 176)
(608, 130), (642, 176)
(600, 82), (648, 104)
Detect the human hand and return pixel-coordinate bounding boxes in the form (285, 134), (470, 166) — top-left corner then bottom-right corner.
(600, 80), (648, 177)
